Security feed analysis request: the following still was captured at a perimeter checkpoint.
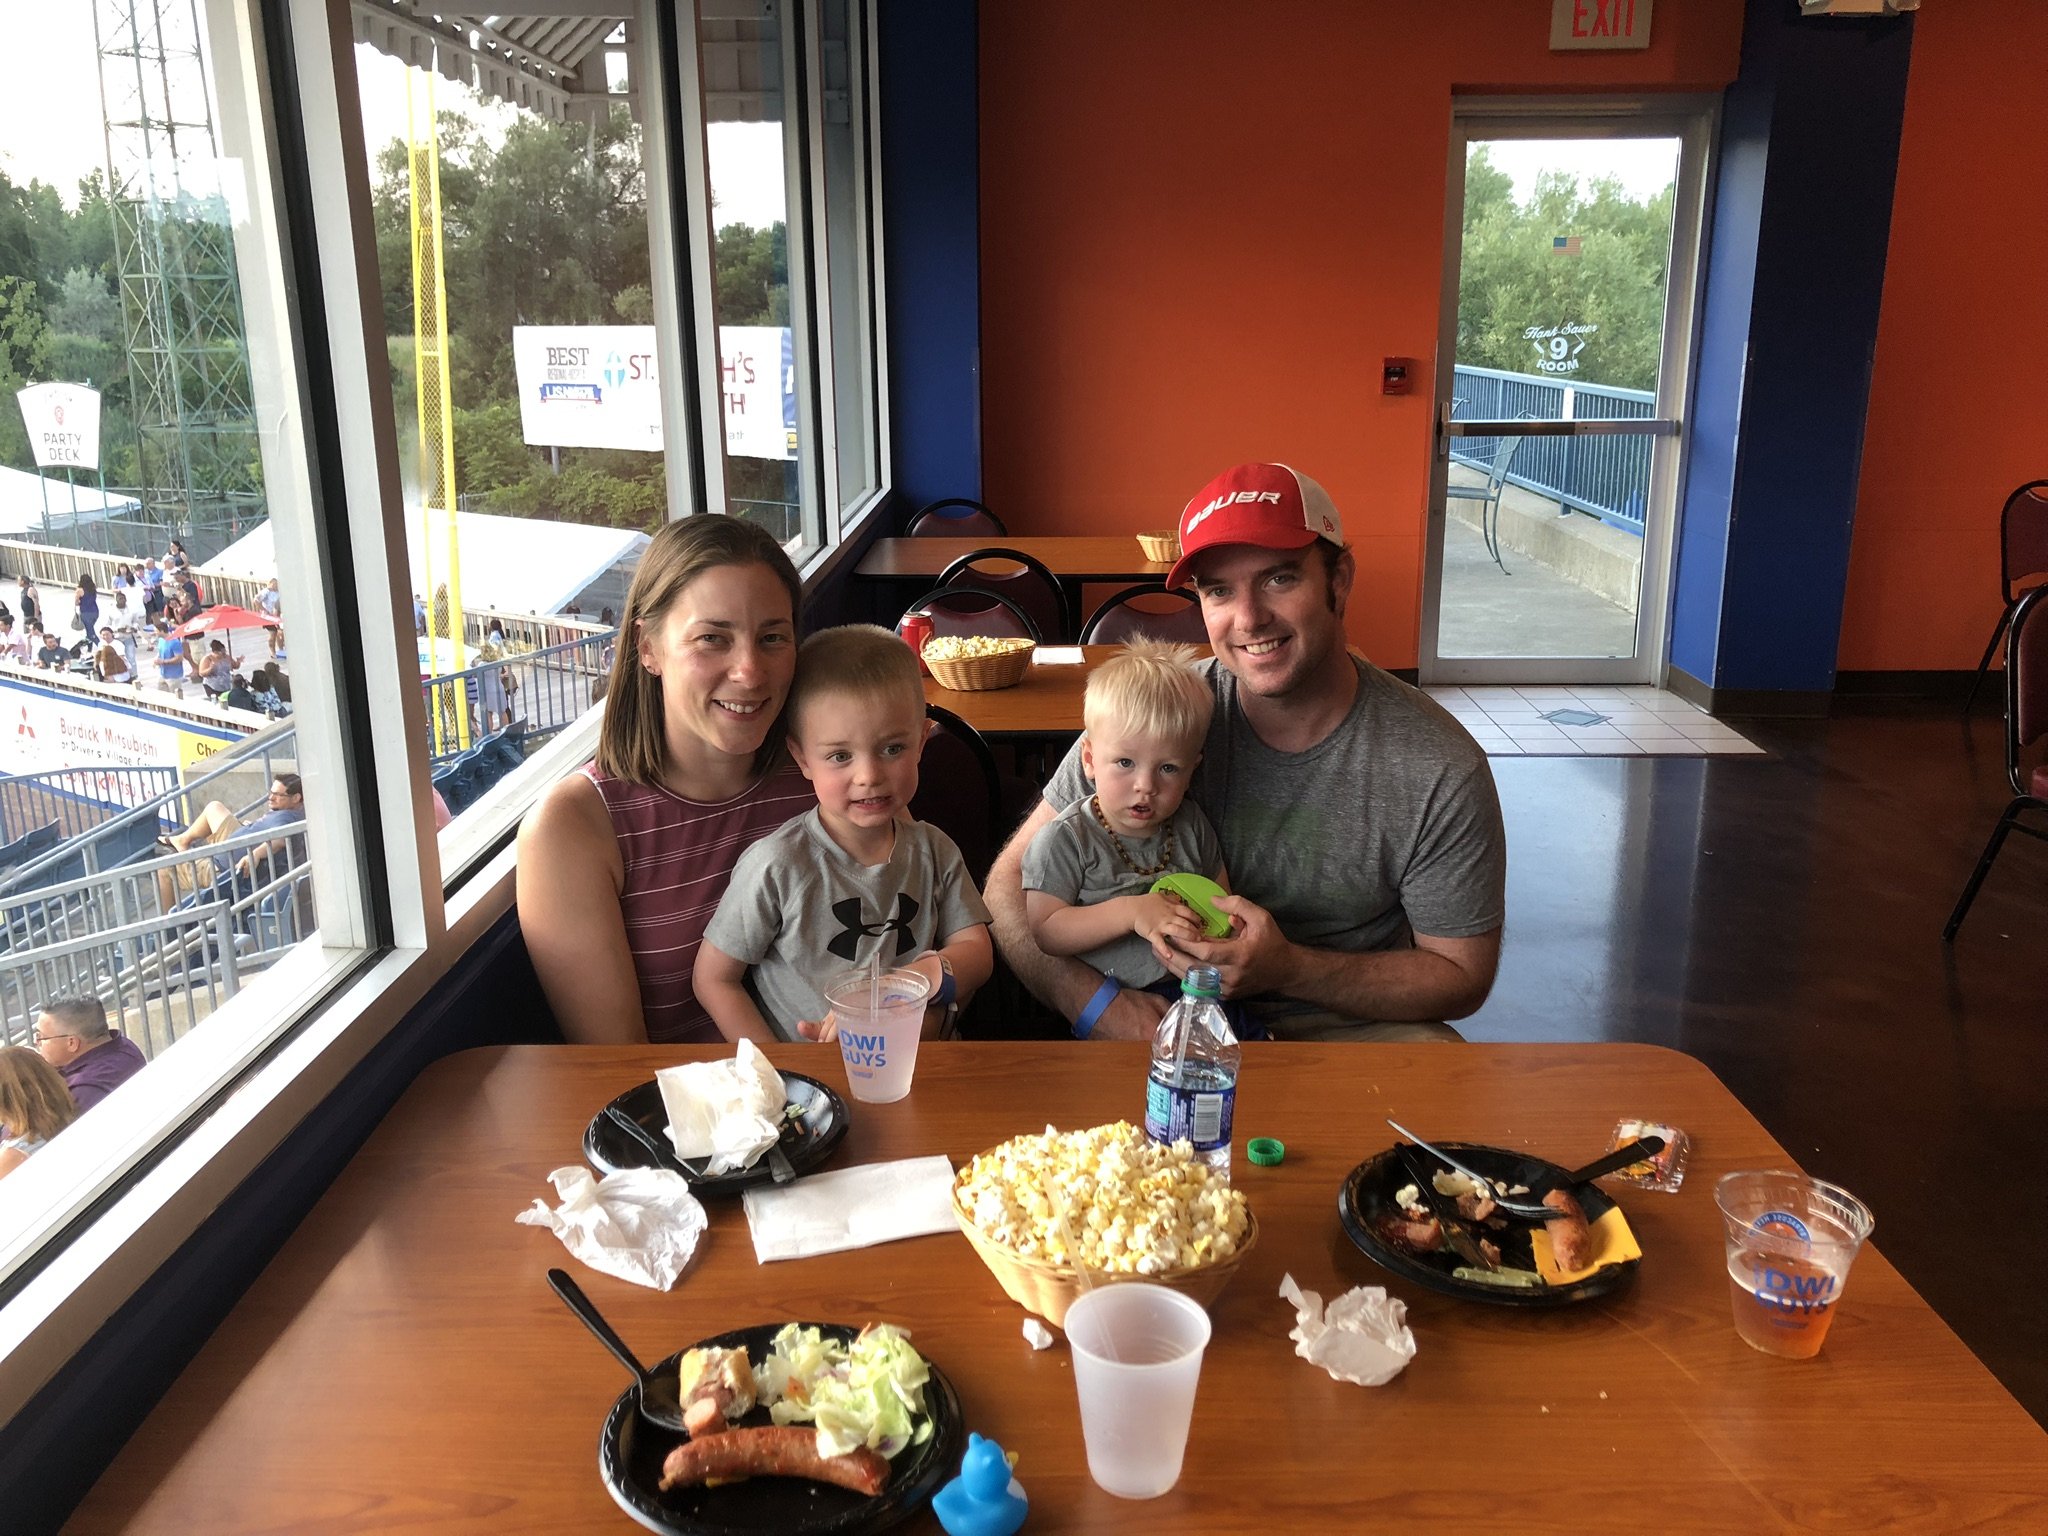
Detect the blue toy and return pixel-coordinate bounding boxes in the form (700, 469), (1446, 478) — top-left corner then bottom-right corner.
(932, 1432), (1028, 1536)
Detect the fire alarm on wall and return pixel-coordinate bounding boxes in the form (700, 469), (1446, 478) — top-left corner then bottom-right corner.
(1382, 358), (1414, 395)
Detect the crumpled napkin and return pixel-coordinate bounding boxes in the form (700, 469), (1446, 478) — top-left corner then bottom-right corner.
(656, 1038), (786, 1175)
(516, 1164), (708, 1290)
(1278, 1272), (1417, 1385)
(742, 1156), (958, 1262)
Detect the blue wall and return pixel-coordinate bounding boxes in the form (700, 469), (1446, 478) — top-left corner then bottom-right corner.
(1670, 1), (1913, 695)
(878, 0), (981, 514)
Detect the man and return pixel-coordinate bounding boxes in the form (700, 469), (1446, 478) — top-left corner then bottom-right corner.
(258, 577), (282, 620)
(987, 462), (1506, 1043)
(155, 774), (308, 910)
(35, 630), (67, 670)
(33, 996), (146, 1112)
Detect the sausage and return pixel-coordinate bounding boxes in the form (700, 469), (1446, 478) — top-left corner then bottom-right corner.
(659, 1426), (891, 1496)
(1543, 1188), (1594, 1271)
(1377, 1213), (1445, 1253)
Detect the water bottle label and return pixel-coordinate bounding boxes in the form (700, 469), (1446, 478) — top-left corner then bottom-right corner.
(1145, 1078), (1235, 1152)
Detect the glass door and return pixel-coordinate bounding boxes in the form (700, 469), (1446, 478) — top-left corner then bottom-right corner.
(1419, 105), (1712, 685)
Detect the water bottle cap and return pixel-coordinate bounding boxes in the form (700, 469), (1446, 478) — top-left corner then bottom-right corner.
(1247, 1137), (1285, 1166)
(1182, 964), (1223, 997)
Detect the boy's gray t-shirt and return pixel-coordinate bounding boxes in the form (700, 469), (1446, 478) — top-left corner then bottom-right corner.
(1043, 656), (1504, 1001)
(705, 810), (991, 1040)
(1019, 797), (1225, 988)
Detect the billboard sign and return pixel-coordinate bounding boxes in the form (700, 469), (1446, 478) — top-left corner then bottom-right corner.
(0, 676), (246, 806)
(16, 382), (102, 470)
(511, 323), (796, 461)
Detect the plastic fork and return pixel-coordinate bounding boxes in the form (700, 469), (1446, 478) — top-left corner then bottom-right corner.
(1386, 1119), (1570, 1222)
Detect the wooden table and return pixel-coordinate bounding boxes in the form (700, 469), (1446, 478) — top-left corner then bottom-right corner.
(68, 1043), (2048, 1533)
(857, 537), (1173, 586)
(925, 645), (1213, 739)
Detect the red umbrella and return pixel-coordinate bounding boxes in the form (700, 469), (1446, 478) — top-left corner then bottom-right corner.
(176, 605), (274, 640)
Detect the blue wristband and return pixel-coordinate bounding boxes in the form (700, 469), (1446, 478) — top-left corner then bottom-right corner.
(1073, 977), (1120, 1040)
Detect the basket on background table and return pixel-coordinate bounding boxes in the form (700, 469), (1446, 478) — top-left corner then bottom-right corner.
(1136, 530), (1181, 563)
(921, 637), (1034, 691)
(952, 1183), (1259, 1327)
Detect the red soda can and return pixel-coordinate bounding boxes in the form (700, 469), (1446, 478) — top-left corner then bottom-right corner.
(901, 611), (934, 675)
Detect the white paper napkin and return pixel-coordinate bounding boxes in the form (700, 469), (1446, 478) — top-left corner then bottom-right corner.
(515, 1165), (708, 1290)
(1277, 1272), (1417, 1385)
(742, 1155), (958, 1262)
(1032, 646), (1085, 665)
(656, 1038), (786, 1175)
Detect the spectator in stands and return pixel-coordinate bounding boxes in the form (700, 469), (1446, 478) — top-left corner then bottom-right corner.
(0, 616), (24, 665)
(0, 1045), (79, 1179)
(222, 672), (259, 712)
(197, 640), (238, 700)
(258, 577), (282, 620)
(31, 997), (145, 1115)
(266, 624), (287, 666)
(142, 557), (165, 619)
(113, 562), (135, 594)
(36, 630), (68, 670)
(179, 574), (203, 613)
(478, 620), (508, 731)
(110, 589), (141, 676)
(155, 773), (307, 910)
(74, 574), (99, 648)
(413, 593), (427, 635)
(154, 619), (188, 693)
(16, 575), (39, 630)
(247, 665), (288, 717)
(95, 627), (131, 685)
(165, 538), (190, 575)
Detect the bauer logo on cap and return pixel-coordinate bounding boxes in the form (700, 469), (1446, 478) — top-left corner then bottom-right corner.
(1167, 463), (1344, 590)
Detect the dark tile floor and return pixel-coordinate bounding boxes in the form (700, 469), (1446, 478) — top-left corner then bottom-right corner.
(1467, 700), (2047, 1426)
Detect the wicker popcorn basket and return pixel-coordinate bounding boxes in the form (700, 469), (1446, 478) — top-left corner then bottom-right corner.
(952, 1182), (1259, 1328)
(921, 636), (1034, 691)
(1137, 529), (1181, 563)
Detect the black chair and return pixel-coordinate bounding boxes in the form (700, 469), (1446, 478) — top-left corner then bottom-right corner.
(1962, 480), (2048, 715)
(1079, 582), (1207, 645)
(936, 546), (1070, 642)
(901, 584), (1042, 643)
(1944, 584), (2048, 939)
(912, 705), (1008, 886)
(905, 497), (1007, 538)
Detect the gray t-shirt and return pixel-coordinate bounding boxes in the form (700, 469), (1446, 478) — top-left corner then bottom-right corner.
(1044, 656), (1505, 1010)
(705, 809), (992, 1040)
(1019, 796), (1225, 988)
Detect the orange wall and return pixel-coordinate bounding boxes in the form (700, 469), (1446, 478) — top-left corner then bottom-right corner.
(1839, 0), (2048, 671)
(979, 0), (1742, 666)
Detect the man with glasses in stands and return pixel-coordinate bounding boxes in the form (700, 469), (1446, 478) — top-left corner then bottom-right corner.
(155, 774), (308, 911)
(33, 996), (146, 1112)
(987, 462), (1506, 1043)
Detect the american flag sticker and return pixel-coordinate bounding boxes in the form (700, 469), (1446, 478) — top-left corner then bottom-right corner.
(1552, 235), (1583, 255)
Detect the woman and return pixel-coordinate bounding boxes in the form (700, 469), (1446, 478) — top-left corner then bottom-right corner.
(75, 573), (99, 648)
(94, 627), (131, 684)
(518, 517), (811, 1045)
(0, 1045), (79, 1180)
(113, 562), (134, 593)
(478, 619), (508, 731)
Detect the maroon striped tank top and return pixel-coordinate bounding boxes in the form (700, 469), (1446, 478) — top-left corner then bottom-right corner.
(581, 761), (812, 1044)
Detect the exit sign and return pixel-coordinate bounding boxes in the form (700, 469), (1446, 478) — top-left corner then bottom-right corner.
(1551, 0), (1653, 49)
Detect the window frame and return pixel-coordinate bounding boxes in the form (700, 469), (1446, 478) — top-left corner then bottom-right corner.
(0, 0), (897, 1430)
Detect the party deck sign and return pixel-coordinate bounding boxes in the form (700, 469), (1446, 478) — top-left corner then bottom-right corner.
(16, 382), (102, 470)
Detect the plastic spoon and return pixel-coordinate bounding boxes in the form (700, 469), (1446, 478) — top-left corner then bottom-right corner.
(547, 1268), (688, 1432)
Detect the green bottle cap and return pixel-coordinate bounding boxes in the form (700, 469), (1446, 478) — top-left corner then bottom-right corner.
(1246, 1137), (1285, 1166)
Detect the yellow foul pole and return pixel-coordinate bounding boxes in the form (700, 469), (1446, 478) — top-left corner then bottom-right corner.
(406, 66), (468, 753)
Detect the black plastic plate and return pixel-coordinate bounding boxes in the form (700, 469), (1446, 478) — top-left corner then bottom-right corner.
(598, 1322), (963, 1536)
(584, 1072), (849, 1197)
(1339, 1141), (1641, 1308)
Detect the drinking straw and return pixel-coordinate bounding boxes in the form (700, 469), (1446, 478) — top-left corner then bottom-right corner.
(868, 950), (882, 1021)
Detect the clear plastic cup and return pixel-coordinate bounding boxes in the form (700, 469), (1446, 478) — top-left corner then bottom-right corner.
(1715, 1170), (1874, 1360)
(822, 967), (931, 1103)
(1063, 1283), (1211, 1499)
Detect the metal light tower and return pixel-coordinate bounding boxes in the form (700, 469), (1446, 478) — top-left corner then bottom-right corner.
(94, 0), (264, 555)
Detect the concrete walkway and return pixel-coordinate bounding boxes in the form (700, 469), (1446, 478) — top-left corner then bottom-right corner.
(1436, 510), (1638, 659)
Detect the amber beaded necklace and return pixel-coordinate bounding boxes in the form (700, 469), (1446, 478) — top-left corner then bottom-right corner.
(1089, 794), (1176, 876)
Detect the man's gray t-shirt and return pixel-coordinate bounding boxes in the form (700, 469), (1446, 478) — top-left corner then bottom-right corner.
(1043, 657), (1504, 1013)
(705, 810), (991, 1040)
(1019, 797), (1225, 988)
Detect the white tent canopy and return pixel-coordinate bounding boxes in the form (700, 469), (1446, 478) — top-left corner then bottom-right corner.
(209, 509), (650, 619)
(0, 465), (140, 538)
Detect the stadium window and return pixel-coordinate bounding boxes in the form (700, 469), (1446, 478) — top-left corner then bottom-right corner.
(812, 0), (884, 524)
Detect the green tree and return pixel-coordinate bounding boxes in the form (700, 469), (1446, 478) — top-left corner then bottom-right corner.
(1455, 152), (1673, 396)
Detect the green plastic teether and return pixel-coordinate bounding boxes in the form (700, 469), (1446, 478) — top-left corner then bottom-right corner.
(1150, 872), (1233, 938)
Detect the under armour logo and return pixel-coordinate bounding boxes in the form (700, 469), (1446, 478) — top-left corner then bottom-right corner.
(827, 893), (919, 962)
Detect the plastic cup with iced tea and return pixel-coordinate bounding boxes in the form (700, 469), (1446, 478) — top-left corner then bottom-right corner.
(1715, 1170), (1874, 1360)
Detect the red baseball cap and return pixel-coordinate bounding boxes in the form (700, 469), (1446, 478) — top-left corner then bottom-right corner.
(1166, 462), (1345, 590)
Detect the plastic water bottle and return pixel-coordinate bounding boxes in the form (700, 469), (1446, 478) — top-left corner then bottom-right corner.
(1144, 965), (1240, 1180)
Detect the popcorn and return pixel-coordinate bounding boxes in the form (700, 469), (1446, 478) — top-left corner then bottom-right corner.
(956, 1122), (1250, 1276)
(922, 635), (1034, 662)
